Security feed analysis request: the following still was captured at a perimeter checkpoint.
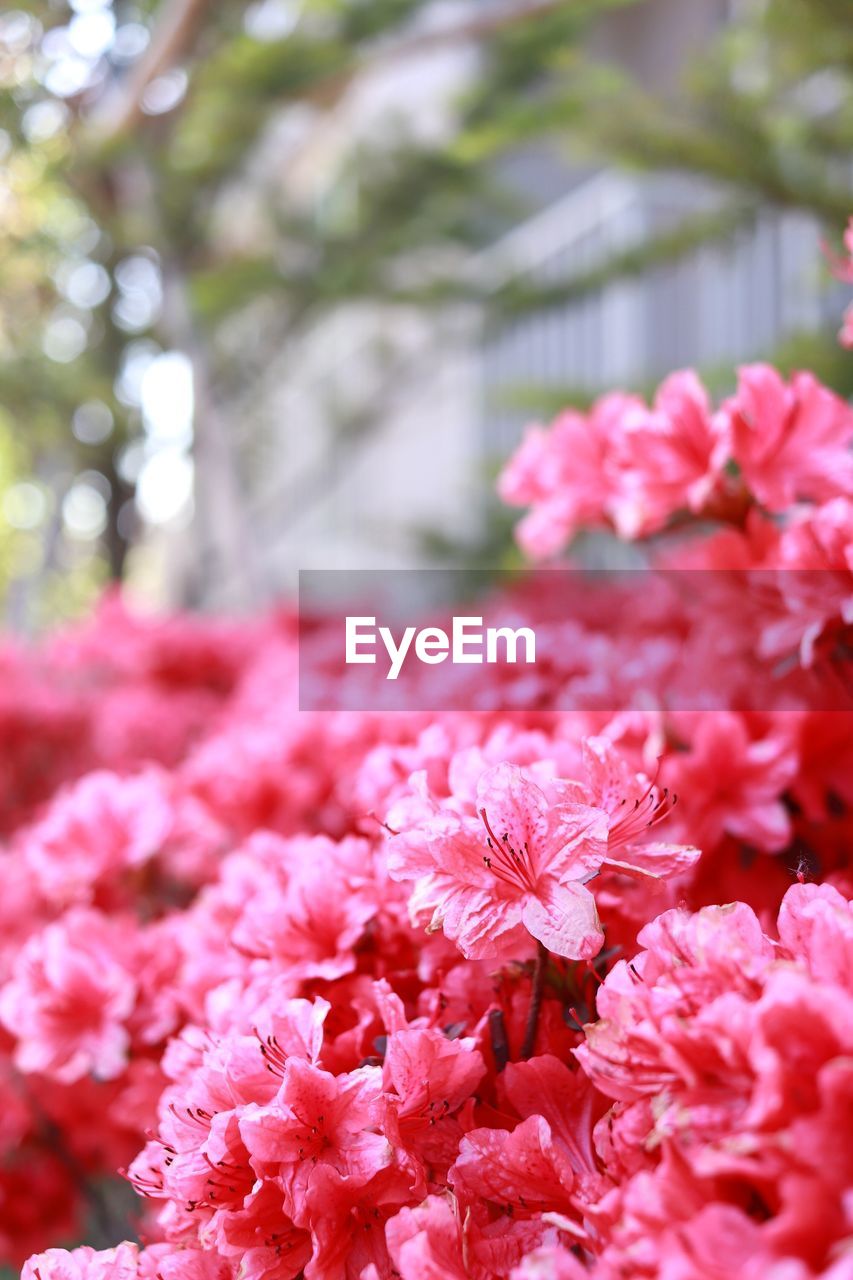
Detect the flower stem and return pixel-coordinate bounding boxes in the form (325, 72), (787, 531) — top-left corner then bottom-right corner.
(488, 1008), (510, 1073)
(521, 940), (548, 1059)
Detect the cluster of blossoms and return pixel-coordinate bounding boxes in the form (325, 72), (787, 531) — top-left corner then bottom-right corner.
(7, 263), (853, 1277)
(498, 363), (853, 560)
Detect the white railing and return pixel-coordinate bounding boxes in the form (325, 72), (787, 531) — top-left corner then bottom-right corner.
(202, 168), (839, 598)
(476, 170), (834, 451)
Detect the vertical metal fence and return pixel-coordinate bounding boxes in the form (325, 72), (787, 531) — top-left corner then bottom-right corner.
(477, 170), (836, 453)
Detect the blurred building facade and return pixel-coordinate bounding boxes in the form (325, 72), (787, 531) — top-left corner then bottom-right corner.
(181, 0), (836, 607)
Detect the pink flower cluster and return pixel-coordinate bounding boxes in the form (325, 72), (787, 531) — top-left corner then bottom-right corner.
(5, 349), (853, 1278)
(498, 364), (853, 559)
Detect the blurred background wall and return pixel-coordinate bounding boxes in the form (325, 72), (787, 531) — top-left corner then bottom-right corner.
(0, 0), (851, 624)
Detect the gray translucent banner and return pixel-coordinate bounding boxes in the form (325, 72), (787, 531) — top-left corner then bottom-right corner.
(298, 568), (853, 713)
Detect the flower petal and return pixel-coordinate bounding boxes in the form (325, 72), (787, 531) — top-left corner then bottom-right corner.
(603, 841), (700, 880)
(522, 881), (603, 960)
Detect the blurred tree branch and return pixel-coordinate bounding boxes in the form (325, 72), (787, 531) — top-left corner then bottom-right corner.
(89, 0), (577, 149)
(88, 0), (213, 142)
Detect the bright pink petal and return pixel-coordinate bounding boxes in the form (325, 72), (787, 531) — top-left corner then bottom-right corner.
(603, 840), (700, 880)
(521, 881), (603, 960)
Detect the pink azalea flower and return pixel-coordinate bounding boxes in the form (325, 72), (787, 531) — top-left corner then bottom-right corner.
(450, 1113), (577, 1218)
(21, 1244), (140, 1280)
(381, 1025), (486, 1182)
(137, 1246), (233, 1280)
(666, 713), (798, 853)
(389, 762), (609, 960)
(580, 736), (700, 880)
(0, 909), (137, 1083)
(203, 1180), (311, 1280)
(609, 370), (729, 538)
(384, 1194), (550, 1280)
(720, 364), (853, 510)
(776, 881), (853, 987)
(383, 1196), (471, 1280)
(497, 410), (607, 560)
(510, 1242), (588, 1278)
(128, 997), (330, 1222)
(766, 498), (853, 667)
(19, 770), (175, 908)
(497, 394), (641, 559)
(500, 1053), (605, 1188)
(299, 1163), (415, 1280)
(229, 834), (382, 982)
(239, 1059), (390, 1212)
(575, 899), (775, 1106)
